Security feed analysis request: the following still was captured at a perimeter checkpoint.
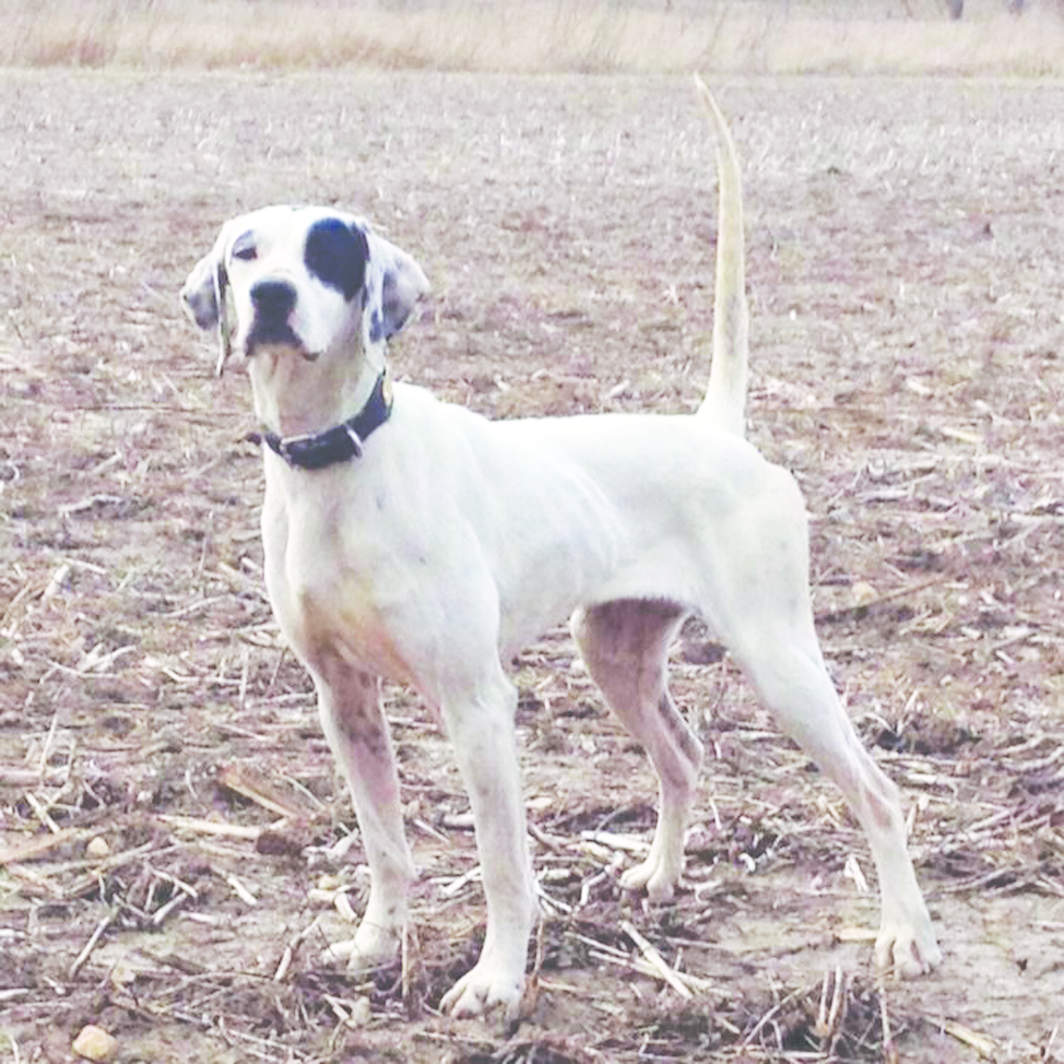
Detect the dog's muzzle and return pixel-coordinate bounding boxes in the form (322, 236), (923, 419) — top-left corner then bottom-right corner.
(246, 279), (307, 356)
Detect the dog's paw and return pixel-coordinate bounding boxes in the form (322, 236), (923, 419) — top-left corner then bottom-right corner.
(619, 853), (682, 902)
(322, 922), (400, 974)
(439, 957), (526, 1022)
(874, 916), (942, 979)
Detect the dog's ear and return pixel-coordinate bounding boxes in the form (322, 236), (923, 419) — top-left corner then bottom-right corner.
(181, 228), (233, 376)
(181, 244), (223, 330)
(363, 229), (430, 343)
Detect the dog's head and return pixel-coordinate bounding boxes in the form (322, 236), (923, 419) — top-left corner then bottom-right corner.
(181, 205), (429, 375)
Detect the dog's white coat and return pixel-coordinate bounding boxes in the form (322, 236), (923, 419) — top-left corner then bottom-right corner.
(182, 80), (941, 1021)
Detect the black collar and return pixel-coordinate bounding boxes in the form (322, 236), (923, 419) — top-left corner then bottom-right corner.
(250, 372), (393, 471)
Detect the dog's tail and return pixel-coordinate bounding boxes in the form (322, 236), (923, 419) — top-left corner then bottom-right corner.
(694, 76), (748, 438)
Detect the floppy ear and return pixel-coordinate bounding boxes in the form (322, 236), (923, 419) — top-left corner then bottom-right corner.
(364, 230), (430, 343)
(181, 227), (233, 376)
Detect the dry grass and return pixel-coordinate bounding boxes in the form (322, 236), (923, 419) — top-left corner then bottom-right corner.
(2, 0), (1064, 74)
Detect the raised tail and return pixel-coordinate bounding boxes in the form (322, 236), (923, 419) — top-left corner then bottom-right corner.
(693, 75), (748, 438)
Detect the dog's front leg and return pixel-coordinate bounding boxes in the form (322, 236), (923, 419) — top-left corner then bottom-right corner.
(435, 665), (537, 1022)
(313, 657), (414, 972)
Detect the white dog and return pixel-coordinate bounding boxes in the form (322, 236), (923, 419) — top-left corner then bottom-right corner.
(181, 79), (941, 1021)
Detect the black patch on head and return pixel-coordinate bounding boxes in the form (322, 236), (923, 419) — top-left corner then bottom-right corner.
(304, 218), (369, 302)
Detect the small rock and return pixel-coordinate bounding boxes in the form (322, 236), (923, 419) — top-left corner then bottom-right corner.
(852, 581), (878, 607)
(85, 836), (110, 859)
(72, 1025), (117, 1063)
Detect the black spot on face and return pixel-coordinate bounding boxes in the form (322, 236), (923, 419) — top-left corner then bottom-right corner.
(304, 217), (369, 301)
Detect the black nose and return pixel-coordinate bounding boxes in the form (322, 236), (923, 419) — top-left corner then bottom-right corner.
(250, 279), (296, 320)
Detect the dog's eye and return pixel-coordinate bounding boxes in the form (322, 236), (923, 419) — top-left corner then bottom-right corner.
(231, 230), (258, 262)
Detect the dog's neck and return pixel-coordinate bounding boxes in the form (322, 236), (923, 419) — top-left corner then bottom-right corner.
(246, 344), (385, 440)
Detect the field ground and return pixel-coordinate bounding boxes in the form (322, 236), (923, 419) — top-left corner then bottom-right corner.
(1, 71), (1063, 1062)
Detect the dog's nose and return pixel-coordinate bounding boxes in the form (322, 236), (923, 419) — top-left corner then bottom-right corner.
(250, 279), (296, 320)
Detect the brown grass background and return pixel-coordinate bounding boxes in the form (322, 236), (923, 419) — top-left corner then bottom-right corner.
(3, 0), (1064, 74)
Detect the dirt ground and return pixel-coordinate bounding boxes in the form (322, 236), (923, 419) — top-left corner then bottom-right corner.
(1, 71), (1062, 1063)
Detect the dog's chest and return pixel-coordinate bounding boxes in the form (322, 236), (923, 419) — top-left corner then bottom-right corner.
(260, 490), (414, 683)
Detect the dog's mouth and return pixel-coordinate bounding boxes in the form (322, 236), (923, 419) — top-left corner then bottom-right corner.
(244, 320), (321, 362)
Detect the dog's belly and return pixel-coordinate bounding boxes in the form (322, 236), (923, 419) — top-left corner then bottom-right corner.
(483, 412), (755, 643)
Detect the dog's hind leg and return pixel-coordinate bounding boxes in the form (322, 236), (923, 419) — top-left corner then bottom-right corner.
(733, 630), (941, 976)
(709, 470), (942, 977)
(572, 599), (701, 901)
(312, 657), (414, 973)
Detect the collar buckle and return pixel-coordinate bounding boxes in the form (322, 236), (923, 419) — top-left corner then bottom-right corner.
(277, 431), (318, 465)
(343, 424), (365, 459)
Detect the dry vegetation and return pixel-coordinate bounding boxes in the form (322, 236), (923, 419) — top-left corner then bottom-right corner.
(0, 49), (1062, 1064)
(1, 0), (1064, 74)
